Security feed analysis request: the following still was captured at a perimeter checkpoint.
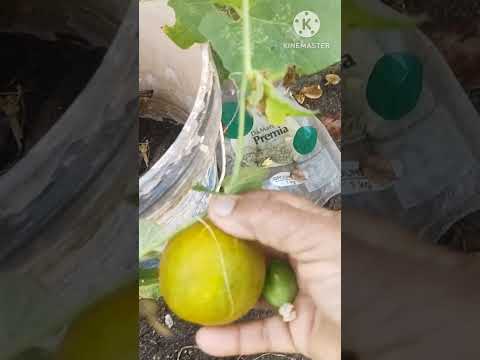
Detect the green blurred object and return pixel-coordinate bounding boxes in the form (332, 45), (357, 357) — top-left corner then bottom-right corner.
(221, 101), (254, 139)
(12, 348), (53, 360)
(222, 166), (269, 195)
(342, 0), (419, 37)
(56, 283), (138, 360)
(293, 126), (318, 155)
(367, 53), (423, 121)
(262, 259), (298, 308)
(139, 262), (161, 300)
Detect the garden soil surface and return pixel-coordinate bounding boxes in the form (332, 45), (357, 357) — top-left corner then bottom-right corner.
(139, 116), (183, 176)
(139, 298), (309, 360)
(288, 64), (342, 211)
(0, 32), (106, 174)
(381, 0), (480, 92)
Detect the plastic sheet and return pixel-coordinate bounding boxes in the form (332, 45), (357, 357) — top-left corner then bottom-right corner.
(342, 0), (480, 242)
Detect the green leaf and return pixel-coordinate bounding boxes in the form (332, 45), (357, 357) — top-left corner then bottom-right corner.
(139, 283), (161, 300)
(214, 0), (241, 8)
(264, 80), (312, 125)
(164, 22), (204, 49)
(212, 49), (231, 82)
(165, 0), (341, 77)
(265, 95), (312, 126)
(140, 267), (159, 287)
(163, 0), (213, 49)
(192, 184), (217, 194)
(139, 266), (161, 300)
(139, 219), (169, 260)
(223, 166), (269, 194)
(343, 0), (419, 38)
(247, 72), (264, 107)
(198, 0), (340, 78)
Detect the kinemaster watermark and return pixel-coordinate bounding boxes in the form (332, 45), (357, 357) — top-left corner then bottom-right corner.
(284, 10), (330, 49)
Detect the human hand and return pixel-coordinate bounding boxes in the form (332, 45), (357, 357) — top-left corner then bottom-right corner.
(196, 191), (341, 360)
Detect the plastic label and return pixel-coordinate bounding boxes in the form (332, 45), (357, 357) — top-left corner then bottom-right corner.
(342, 161), (392, 195)
(268, 172), (304, 187)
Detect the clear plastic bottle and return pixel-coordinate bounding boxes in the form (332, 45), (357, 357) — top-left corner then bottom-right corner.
(139, 2), (222, 239)
(220, 81), (341, 206)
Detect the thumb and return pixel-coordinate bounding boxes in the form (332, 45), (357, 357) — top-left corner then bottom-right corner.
(207, 191), (339, 259)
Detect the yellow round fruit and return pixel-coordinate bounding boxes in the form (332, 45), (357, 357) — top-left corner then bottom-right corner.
(56, 282), (137, 360)
(159, 219), (266, 326)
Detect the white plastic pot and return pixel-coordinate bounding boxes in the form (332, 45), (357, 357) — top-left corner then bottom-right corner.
(0, 0), (137, 356)
(139, 0), (222, 239)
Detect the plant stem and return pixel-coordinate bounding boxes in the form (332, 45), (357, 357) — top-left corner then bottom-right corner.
(242, 0), (253, 74)
(231, 71), (248, 183)
(231, 0), (253, 184)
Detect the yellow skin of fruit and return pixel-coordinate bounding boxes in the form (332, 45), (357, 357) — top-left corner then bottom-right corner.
(56, 282), (138, 360)
(159, 219), (266, 326)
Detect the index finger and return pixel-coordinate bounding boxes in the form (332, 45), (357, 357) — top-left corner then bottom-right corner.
(208, 191), (340, 259)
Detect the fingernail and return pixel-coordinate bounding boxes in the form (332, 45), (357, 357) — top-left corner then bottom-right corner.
(210, 195), (237, 217)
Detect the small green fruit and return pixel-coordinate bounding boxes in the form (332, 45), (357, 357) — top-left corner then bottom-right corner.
(56, 283), (138, 360)
(159, 219), (266, 326)
(262, 259), (298, 307)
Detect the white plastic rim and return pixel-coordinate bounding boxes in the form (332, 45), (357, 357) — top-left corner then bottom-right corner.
(138, 0), (222, 232)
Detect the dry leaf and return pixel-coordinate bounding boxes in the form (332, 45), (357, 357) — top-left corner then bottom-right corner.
(302, 84), (323, 99)
(139, 299), (173, 337)
(261, 157), (282, 168)
(139, 89), (154, 98)
(1, 96), (20, 116)
(320, 115), (341, 142)
(293, 92), (306, 105)
(139, 89), (154, 116)
(257, 97), (267, 113)
(283, 65), (299, 88)
(139, 141), (150, 168)
(325, 73), (341, 86)
(1, 90), (24, 153)
(360, 154), (397, 185)
(291, 167), (306, 181)
(261, 158), (274, 168)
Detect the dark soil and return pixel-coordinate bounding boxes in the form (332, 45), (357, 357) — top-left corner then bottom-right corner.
(382, 0), (480, 91)
(382, 0), (480, 25)
(290, 64), (342, 117)
(289, 64), (342, 145)
(139, 298), (309, 360)
(138, 116), (183, 176)
(290, 65), (342, 211)
(0, 32), (106, 174)
(440, 210), (480, 253)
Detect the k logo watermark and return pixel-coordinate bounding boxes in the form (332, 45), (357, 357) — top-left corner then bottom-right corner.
(284, 10), (328, 49)
(293, 11), (320, 38)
